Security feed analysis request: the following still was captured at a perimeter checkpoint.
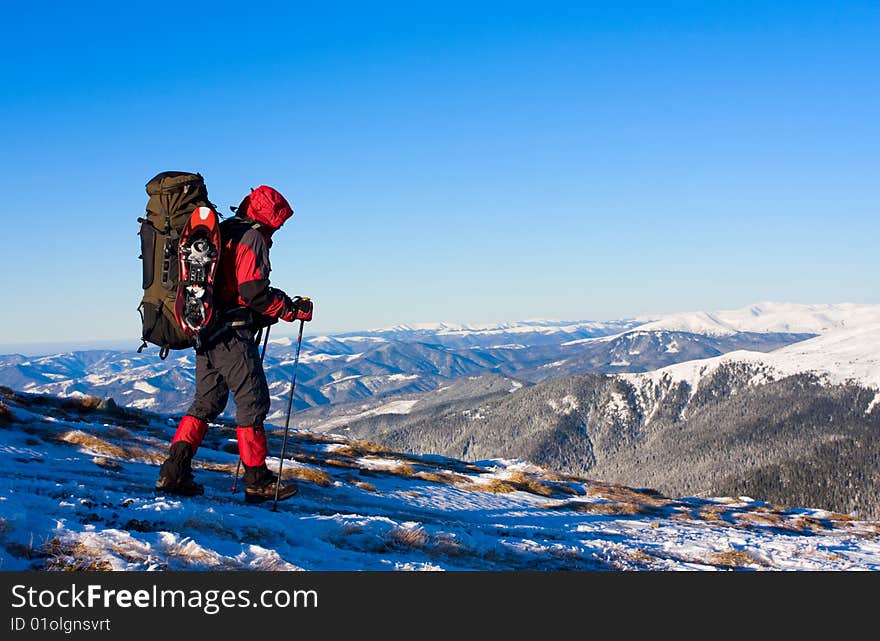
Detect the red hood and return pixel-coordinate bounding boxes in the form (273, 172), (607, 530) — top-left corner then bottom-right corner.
(238, 185), (293, 231)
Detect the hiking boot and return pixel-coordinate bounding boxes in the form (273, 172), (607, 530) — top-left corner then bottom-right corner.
(154, 474), (205, 497)
(245, 480), (298, 504)
(242, 463), (298, 504)
(155, 441), (203, 496)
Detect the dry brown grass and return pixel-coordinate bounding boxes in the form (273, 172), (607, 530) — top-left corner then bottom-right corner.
(460, 471), (578, 498)
(460, 479), (518, 494)
(547, 499), (650, 516)
(59, 430), (165, 464)
(625, 548), (657, 565)
(585, 481), (675, 509)
(283, 465), (332, 487)
(388, 526), (429, 549)
(44, 538), (113, 572)
(321, 457), (361, 469)
(698, 505), (729, 522)
(351, 440), (392, 454)
(60, 431), (127, 458)
(414, 470), (470, 485)
(389, 463), (416, 477)
(62, 396), (104, 411)
(194, 460), (238, 474)
(708, 548), (762, 569)
(429, 533), (467, 558)
(91, 456), (122, 471)
(324, 441), (394, 460)
(734, 511), (789, 529)
(825, 511), (858, 522)
(328, 445), (360, 458)
(353, 480), (377, 493)
(789, 515), (833, 533)
(588, 502), (644, 516)
(505, 471), (557, 497)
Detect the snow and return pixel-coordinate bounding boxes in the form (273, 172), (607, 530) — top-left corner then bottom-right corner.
(386, 374), (420, 382)
(563, 302), (880, 345)
(1, 393), (878, 571)
(315, 399), (421, 431)
(298, 352), (346, 364)
(635, 302), (880, 337)
(604, 392), (629, 419)
(369, 319), (636, 338)
(133, 380), (159, 394)
(867, 393), (880, 414)
(325, 374), (363, 385)
(630, 323), (880, 396)
(547, 395), (579, 415)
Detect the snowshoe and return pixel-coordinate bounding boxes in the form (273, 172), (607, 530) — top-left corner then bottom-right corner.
(174, 206), (220, 341)
(245, 479), (299, 504)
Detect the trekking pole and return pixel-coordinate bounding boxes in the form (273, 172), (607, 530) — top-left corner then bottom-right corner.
(273, 318), (306, 511)
(260, 324), (271, 365)
(231, 324), (273, 493)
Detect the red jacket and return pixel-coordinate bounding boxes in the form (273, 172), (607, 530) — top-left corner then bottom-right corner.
(215, 186), (294, 323)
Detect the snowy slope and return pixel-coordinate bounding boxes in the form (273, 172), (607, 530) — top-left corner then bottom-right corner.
(630, 323), (880, 396)
(1, 390), (878, 571)
(563, 302), (880, 346)
(633, 302), (880, 337)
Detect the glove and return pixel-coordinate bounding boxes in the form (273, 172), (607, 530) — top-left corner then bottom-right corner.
(281, 296), (313, 322)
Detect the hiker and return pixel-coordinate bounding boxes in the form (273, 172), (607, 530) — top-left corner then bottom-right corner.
(155, 185), (313, 503)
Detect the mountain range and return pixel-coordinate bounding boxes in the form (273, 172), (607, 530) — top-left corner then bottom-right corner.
(336, 323), (880, 517)
(3, 301), (861, 420)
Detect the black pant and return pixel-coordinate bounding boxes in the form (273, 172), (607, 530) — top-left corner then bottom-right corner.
(187, 328), (271, 426)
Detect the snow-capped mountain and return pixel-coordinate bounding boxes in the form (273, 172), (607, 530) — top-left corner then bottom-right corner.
(628, 323), (880, 404)
(359, 319), (642, 348)
(0, 310), (822, 418)
(2, 388), (878, 571)
(631, 301), (880, 337)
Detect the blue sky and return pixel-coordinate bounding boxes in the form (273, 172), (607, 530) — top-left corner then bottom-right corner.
(0, 1), (877, 346)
